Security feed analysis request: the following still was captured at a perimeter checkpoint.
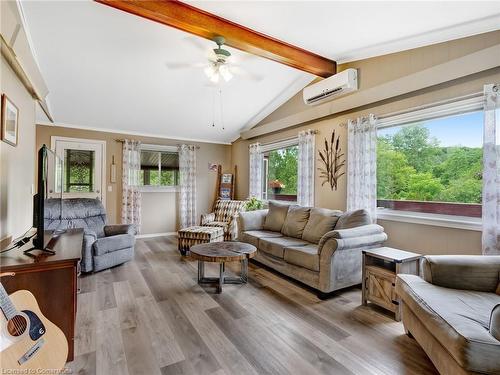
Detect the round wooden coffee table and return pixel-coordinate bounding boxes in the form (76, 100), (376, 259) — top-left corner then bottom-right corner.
(189, 241), (257, 293)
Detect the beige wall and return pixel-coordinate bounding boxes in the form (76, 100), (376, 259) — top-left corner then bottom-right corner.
(36, 125), (231, 234)
(0, 56), (37, 241)
(231, 31), (500, 256)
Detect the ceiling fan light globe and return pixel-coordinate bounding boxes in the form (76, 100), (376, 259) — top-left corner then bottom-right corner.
(220, 68), (233, 82)
(204, 65), (216, 79)
(210, 73), (220, 84)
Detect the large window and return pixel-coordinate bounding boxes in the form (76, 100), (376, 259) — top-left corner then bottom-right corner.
(377, 110), (483, 217)
(262, 144), (298, 201)
(140, 147), (179, 189)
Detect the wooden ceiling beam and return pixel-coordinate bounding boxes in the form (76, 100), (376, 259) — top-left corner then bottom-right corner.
(95, 0), (336, 77)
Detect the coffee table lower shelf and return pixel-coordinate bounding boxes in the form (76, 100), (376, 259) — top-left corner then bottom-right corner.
(197, 259), (249, 294)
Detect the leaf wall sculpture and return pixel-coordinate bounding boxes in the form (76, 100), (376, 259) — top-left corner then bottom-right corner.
(318, 130), (345, 190)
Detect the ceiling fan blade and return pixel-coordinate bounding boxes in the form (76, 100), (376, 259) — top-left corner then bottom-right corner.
(165, 62), (207, 70)
(183, 36), (208, 51)
(230, 66), (264, 82)
(231, 54), (259, 64)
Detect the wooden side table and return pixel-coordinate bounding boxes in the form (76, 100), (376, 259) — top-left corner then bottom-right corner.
(362, 247), (422, 321)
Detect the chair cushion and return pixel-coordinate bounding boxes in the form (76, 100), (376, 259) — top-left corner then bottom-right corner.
(284, 244), (320, 271)
(335, 209), (371, 229)
(397, 274), (500, 373)
(258, 236), (308, 259)
(206, 221), (229, 231)
(490, 304), (500, 341)
(302, 208), (342, 244)
(240, 230), (283, 247)
(281, 205), (311, 239)
(263, 201), (290, 232)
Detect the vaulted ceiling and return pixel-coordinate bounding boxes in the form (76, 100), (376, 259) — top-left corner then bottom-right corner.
(22, 1), (500, 144)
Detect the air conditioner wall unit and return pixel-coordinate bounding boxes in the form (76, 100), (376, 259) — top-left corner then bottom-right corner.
(303, 68), (358, 105)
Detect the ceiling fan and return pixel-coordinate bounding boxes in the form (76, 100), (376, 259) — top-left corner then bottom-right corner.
(166, 36), (263, 84)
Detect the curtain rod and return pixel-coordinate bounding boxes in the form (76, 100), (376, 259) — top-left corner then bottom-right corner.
(115, 139), (200, 149)
(337, 91), (484, 128)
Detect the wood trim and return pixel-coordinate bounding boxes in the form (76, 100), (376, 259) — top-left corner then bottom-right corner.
(94, 0), (336, 77)
(377, 199), (482, 218)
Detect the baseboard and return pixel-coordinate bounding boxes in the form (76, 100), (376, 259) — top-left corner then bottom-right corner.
(136, 232), (177, 239)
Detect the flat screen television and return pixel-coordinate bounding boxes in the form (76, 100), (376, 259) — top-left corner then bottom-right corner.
(31, 144), (63, 253)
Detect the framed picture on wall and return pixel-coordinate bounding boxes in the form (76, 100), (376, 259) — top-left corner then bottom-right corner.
(1, 94), (19, 146)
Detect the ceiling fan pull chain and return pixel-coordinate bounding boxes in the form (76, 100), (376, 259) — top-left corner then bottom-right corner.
(211, 88), (216, 127)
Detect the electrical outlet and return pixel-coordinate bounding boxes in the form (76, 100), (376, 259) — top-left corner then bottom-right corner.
(107, 185), (112, 192)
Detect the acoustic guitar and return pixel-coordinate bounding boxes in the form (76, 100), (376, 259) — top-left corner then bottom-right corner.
(0, 273), (68, 372)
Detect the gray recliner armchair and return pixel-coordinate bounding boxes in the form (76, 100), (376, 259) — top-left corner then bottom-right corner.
(44, 198), (135, 272)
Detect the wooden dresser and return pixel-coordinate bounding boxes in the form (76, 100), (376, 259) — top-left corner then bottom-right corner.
(0, 229), (83, 361)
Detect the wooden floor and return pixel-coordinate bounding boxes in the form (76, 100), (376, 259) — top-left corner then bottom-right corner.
(69, 236), (438, 375)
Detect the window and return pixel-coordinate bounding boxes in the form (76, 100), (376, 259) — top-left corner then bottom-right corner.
(64, 149), (95, 192)
(262, 144), (298, 201)
(140, 147), (179, 189)
(377, 110), (483, 217)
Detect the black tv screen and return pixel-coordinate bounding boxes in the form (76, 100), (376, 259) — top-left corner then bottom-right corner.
(32, 145), (63, 250)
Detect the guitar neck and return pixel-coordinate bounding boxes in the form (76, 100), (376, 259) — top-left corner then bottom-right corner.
(0, 283), (18, 320)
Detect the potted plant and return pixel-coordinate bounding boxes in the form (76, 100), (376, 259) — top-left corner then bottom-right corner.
(269, 179), (285, 194)
(245, 196), (264, 211)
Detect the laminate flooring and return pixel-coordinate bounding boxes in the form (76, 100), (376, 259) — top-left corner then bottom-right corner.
(68, 236), (438, 375)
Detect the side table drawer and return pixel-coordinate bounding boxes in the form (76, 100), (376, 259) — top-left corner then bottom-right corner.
(365, 265), (397, 312)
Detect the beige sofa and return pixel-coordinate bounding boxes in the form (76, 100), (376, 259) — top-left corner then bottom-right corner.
(396, 256), (500, 375)
(237, 202), (387, 297)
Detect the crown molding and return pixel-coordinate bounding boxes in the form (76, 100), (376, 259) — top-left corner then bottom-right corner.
(37, 121), (232, 145)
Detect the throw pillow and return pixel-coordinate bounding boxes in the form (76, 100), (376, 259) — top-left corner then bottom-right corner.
(302, 208), (343, 244)
(281, 205), (311, 238)
(263, 201), (290, 232)
(490, 303), (500, 341)
(335, 209), (371, 229)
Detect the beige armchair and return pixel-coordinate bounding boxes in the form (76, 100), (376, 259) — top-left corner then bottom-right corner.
(396, 256), (500, 375)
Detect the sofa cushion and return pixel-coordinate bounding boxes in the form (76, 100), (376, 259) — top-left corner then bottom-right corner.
(397, 274), (500, 373)
(335, 209), (371, 230)
(284, 244), (320, 271)
(302, 208), (342, 244)
(263, 201), (290, 232)
(281, 205), (311, 238)
(240, 230), (283, 247)
(259, 236), (308, 259)
(491, 304), (500, 341)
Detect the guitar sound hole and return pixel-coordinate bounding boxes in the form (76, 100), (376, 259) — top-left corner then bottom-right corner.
(7, 315), (27, 336)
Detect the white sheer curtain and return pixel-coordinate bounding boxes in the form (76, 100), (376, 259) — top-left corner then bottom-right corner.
(121, 139), (142, 232)
(482, 84), (500, 255)
(249, 142), (263, 199)
(178, 144), (197, 228)
(297, 130), (315, 206)
(347, 114), (377, 222)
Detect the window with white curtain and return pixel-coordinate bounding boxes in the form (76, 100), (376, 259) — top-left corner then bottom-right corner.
(377, 97), (484, 218)
(260, 139), (299, 202)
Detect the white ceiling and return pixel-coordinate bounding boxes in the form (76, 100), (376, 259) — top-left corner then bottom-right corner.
(189, 1), (500, 63)
(22, 1), (500, 144)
